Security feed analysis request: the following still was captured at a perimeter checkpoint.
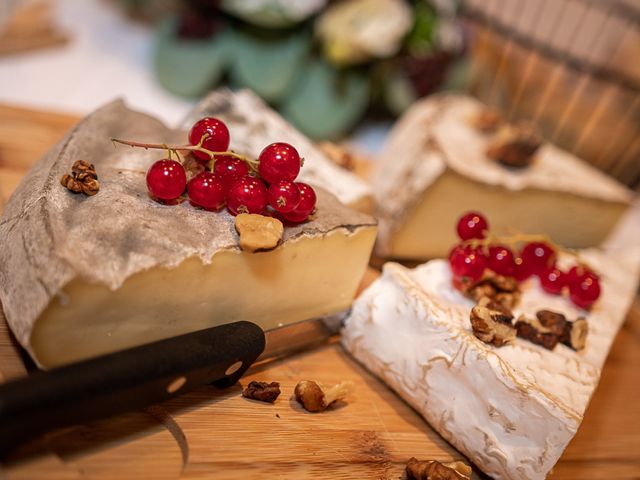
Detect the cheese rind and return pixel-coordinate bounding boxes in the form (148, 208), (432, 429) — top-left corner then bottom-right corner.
(342, 250), (640, 480)
(0, 100), (376, 366)
(374, 94), (633, 259)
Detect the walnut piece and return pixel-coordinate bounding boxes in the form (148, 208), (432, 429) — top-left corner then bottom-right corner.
(486, 122), (542, 168)
(242, 380), (281, 403)
(470, 297), (516, 347)
(465, 274), (521, 311)
(72, 159), (98, 180)
(406, 458), (472, 480)
(317, 141), (355, 171)
(234, 213), (283, 253)
(294, 380), (354, 413)
(60, 173), (83, 193)
(60, 160), (100, 196)
(470, 107), (503, 134)
(515, 310), (588, 351)
(561, 317), (588, 351)
(515, 315), (560, 350)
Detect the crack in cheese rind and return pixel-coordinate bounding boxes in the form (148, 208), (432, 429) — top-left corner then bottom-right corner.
(0, 100), (377, 364)
(342, 249), (640, 480)
(33, 226), (376, 368)
(373, 94), (632, 259)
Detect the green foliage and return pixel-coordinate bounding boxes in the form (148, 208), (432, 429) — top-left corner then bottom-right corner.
(227, 27), (311, 103)
(405, 1), (438, 56)
(281, 59), (370, 140)
(154, 18), (229, 98)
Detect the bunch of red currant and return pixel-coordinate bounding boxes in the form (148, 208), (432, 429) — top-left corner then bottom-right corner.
(449, 211), (601, 309)
(142, 117), (316, 223)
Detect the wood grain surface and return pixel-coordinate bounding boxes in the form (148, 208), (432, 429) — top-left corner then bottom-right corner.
(0, 104), (639, 479)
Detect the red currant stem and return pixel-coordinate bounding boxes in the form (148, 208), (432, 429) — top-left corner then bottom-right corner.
(109, 167), (146, 174)
(463, 233), (584, 261)
(110, 138), (259, 166)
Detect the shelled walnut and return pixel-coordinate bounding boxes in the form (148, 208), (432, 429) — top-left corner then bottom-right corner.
(464, 274), (521, 311)
(406, 457), (472, 480)
(515, 310), (588, 351)
(60, 160), (100, 196)
(294, 380), (354, 412)
(242, 381), (281, 403)
(469, 297), (516, 347)
(234, 213), (283, 252)
(486, 122), (542, 168)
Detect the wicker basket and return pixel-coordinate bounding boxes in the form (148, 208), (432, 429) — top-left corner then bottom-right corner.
(462, 0), (640, 189)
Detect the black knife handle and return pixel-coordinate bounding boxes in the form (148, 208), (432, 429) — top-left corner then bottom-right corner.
(0, 320), (265, 455)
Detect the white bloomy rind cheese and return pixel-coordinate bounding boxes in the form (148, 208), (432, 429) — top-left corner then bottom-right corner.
(342, 249), (640, 480)
(0, 100), (376, 368)
(374, 94), (633, 259)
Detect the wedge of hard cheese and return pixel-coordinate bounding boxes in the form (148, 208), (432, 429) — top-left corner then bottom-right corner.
(342, 249), (640, 480)
(374, 94), (633, 259)
(0, 100), (376, 368)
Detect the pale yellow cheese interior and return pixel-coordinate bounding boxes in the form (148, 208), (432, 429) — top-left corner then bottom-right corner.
(385, 170), (628, 260)
(32, 227), (376, 368)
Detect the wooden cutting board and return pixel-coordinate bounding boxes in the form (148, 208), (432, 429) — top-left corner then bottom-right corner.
(0, 104), (639, 479)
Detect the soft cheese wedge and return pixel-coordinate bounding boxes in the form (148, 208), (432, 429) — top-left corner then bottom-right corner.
(374, 94), (633, 259)
(342, 250), (640, 480)
(0, 100), (376, 368)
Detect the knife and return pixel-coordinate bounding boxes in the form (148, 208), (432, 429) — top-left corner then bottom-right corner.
(0, 315), (341, 455)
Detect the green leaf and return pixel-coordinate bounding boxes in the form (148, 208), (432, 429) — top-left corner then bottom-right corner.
(227, 27), (310, 103)
(154, 18), (229, 98)
(281, 59), (370, 140)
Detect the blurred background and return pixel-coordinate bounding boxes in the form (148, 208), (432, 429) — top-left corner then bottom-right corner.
(0, 0), (638, 187)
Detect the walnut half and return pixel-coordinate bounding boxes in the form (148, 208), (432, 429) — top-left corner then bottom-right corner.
(486, 122), (542, 168)
(406, 458), (472, 480)
(60, 159), (100, 196)
(470, 297), (516, 347)
(234, 213), (283, 253)
(294, 380), (354, 413)
(242, 381), (281, 403)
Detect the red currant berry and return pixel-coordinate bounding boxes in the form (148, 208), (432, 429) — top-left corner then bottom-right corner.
(449, 245), (487, 282)
(281, 182), (316, 223)
(226, 176), (268, 215)
(188, 117), (230, 162)
(521, 242), (557, 276)
(539, 267), (567, 295)
(566, 265), (596, 287)
(213, 156), (249, 192)
(513, 256), (531, 281)
(268, 180), (301, 214)
(487, 245), (515, 276)
(569, 271), (601, 309)
(187, 172), (226, 211)
(258, 142), (301, 183)
(456, 211), (489, 240)
(146, 159), (187, 201)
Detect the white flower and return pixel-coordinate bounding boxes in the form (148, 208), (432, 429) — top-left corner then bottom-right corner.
(316, 0), (413, 65)
(219, 0), (327, 28)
